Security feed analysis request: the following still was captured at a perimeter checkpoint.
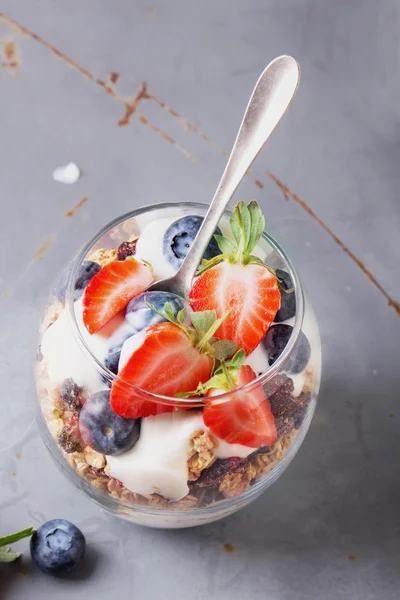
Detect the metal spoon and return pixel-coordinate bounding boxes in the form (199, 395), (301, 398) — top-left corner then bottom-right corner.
(149, 55), (301, 298)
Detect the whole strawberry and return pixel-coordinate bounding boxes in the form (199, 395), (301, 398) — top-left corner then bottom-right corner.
(190, 201), (280, 355)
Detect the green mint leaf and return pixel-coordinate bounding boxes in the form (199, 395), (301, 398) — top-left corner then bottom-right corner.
(0, 527), (35, 547)
(214, 234), (237, 256)
(211, 340), (237, 360)
(247, 201), (265, 253)
(0, 546), (21, 563)
(190, 310), (216, 335)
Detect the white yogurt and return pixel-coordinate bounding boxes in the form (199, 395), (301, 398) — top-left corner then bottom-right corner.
(41, 298), (133, 395)
(213, 437), (254, 459)
(106, 411), (206, 501)
(134, 218), (176, 280)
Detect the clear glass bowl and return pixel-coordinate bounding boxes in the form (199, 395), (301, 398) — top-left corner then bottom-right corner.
(35, 202), (321, 528)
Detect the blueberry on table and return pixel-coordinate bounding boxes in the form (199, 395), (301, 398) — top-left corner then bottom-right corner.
(274, 269), (296, 322)
(263, 324), (311, 374)
(53, 260), (101, 303)
(163, 215), (222, 269)
(126, 290), (187, 334)
(30, 519), (85, 575)
(79, 390), (140, 455)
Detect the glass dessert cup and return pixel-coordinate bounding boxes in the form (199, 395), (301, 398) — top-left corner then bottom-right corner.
(35, 202), (321, 528)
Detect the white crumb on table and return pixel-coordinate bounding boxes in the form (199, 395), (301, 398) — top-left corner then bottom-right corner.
(52, 162), (81, 184)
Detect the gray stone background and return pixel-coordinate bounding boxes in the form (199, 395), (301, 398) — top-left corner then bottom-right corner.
(0, 1), (399, 598)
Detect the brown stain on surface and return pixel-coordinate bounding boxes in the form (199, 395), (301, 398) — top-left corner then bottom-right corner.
(15, 452), (22, 459)
(138, 115), (196, 162)
(64, 196), (89, 217)
(223, 543), (235, 553)
(267, 171), (400, 317)
(119, 81), (149, 126)
(0, 36), (20, 74)
(33, 235), (54, 260)
(109, 71), (120, 84)
(348, 554), (357, 561)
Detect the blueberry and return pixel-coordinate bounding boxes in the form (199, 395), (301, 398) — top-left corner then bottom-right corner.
(263, 324), (311, 374)
(126, 291), (187, 334)
(274, 269), (296, 322)
(30, 519), (85, 576)
(53, 260), (101, 303)
(163, 215), (222, 269)
(79, 390), (140, 455)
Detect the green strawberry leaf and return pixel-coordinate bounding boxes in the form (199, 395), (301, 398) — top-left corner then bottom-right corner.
(214, 234), (237, 256)
(230, 212), (241, 246)
(190, 310), (217, 335)
(235, 201), (252, 251)
(247, 200), (265, 253)
(176, 308), (187, 323)
(211, 340), (237, 360)
(226, 349), (246, 370)
(0, 527), (35, 547)
(246, 255), (268, 267)
(196, 254), (225, 275)
(0, 546), (21, 563)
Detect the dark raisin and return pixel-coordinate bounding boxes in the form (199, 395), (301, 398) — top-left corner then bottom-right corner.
(292, 391), (311, 429)
(57, 414), (83, 453)
(117, 240), (138, 261)
(60, 379), (84, 410)
(264, 373), (294, 398)
(193, 457), (244, 489)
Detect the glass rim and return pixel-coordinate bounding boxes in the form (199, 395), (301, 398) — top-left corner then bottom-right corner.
(66, 201), (305, 405)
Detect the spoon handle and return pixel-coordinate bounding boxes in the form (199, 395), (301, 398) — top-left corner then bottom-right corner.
(172, 55), (300, 297)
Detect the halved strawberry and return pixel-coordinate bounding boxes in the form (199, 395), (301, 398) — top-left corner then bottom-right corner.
(110, 302), (236, 419)
(83, 258), (153, 334)
(189, 201), (281, 355)
(203, 361), (277, 448)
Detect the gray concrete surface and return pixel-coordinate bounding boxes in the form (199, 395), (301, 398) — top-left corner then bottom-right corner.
(0, 1), (399, 598)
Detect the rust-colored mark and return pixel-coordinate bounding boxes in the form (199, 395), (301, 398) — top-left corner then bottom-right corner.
(267, 171), (400, 317)
(348, 554), (357, 562)
(119, 81), (149, 127)
(11, 471), (16, 476)
(0, 12), (123, 103)
(109, 71), (120, 84)
(148, 8), (156, 16)
(0, 36), (20, 74)
(33, 235), (54, 260)
(148, 93), (227, 156)
(223, 543), (235, 553)
(254, 179), (264, 189)
(138, 115), (196, 162)
(19, 567), (29, 576)
(64, 196), (89, 218)
(15, 452), (22, 459)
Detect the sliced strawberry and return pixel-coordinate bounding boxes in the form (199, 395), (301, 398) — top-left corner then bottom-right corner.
(190, 261), (280, 355)
(111, 322), (213, 419)
(204, 364), (277, 448)
(83, 258), (153, 334)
